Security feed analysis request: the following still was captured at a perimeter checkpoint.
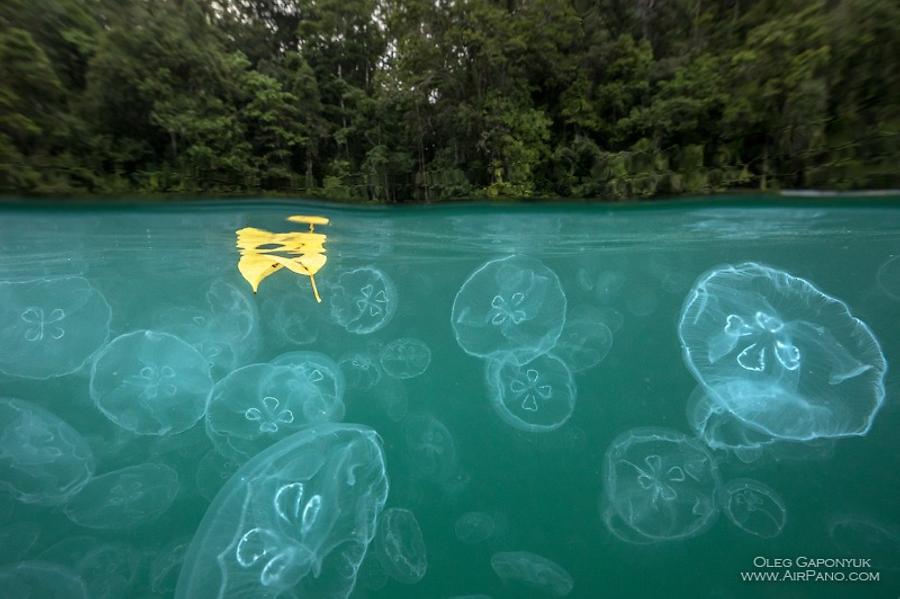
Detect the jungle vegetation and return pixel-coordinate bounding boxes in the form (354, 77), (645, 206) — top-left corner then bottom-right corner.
(1, 0), (898, 201)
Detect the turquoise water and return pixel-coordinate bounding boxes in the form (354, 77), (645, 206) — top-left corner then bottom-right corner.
(0, 198), (899, 598)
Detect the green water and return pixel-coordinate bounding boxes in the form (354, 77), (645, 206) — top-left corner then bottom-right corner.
(0, 198), (899, 599)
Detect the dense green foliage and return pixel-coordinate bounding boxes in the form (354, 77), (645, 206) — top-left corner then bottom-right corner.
(1, 0), (898, 200)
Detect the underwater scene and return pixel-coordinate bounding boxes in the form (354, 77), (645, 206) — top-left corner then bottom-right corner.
(0, 199), (898, 598)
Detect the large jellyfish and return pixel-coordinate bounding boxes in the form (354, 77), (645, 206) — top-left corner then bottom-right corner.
(0, 276), (111, 379)
(90, 330), (213, 436)
(175, 423), (389, 599)
(490, 551), (573, 597)
(603, 428), (719, 543)
(451, 255), (567, 365)
(374, 507), (427, 584)
(0, 397), (95, 506)
(486, 353), (576, 433)
(679, 262), (886, 441)
(206, 362), (346, 462)
(157, 280), (260, 377)
(328, 267), (397, 334)
(63, 463), (179, 529)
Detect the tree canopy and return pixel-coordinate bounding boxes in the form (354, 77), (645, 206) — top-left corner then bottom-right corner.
(1, 0), (898, 201)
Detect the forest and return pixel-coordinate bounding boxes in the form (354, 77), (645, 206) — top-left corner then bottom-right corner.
(1, 0), (898, 201)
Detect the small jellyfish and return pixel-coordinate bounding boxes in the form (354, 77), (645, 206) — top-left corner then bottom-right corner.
(685, 386), (774, 458)
(0, 561), (87, 599)
(720, 479), (786, 539)
(0, 397), (95, 506)
(375, 507), (427, 584)
(486, 353), (576, 433)
(604, 427), (719, 543)
(271, 351), (346, 416)
(679, 262), (887, 441)
(490, 551), (573, 597)
(328, 267), (398, 334)
(90, 330), (213, 436)
(259, 276), (322, 347)
(380, 337), (432, 379)
(876, 255), (900, 302)
(404, 414), (458, 483)
(75, 542), (141, 599)
(150, 538), (191, 595)
(339, 351), (383, 391)
(157, 279), (260, 377)
(63, 463), (179, 529)
(451, 255), (567, 365)
(828, 515), (900, 572)
(454, 512), (497, 545)
(206, 362), (345, 461)
(551, 305), (614, 373)
(0, 276), (111, 379)
(175, 423), (389, 599)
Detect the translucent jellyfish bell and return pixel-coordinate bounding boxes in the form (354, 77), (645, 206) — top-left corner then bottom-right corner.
(604, 427), (720, 543)
(679, 262), (887, 441)
(374, 507), (428, 584)
(157, 280), (260, 377)
(451, 255), (567, 365)
(328, 267), (398, 334)
(0, 397), (95, 506)
(271, 351), (346, 418)
(0, 276), (111, 379)
(90, 330), (213, 436)
(486, 353), (576, 433)
(551, 305), (614, 373)
(454, 512), (497, 545)
(206, 363), (346, 462)
(490, 551), (573, 597)
(175, 423), (389, 599)
(403, 414), (458, 483)
(379, 337), (432, 379)
(720, 478), (787, 539)
(63, 463), (179, 529)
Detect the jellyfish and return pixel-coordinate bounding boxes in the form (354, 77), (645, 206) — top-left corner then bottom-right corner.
(206, 362), (345, 462)
(0, 397), (95, 506)
(328, 267), (397, 334)
(679, 262), (887, 441)
(0, 561), (87, 599)
(89, 330), (213, 436)
(149, 538), (191, 595)
(490, 551), (573, 597)
(259, 276), (322, 348)
(454, 512), (497, 545)
(63, 462), (179, 530)
(486, 353), (576, 433)
(451, 255), (567, 365)
(828, 515), (900, 572)
(157, 280), (260, 377)
(338, 351), (383, 391)
(40, 537), (141, 599)
(876, 255), (900, 302)
(0, 276), (111, 379)
(551, 305), (614, 373)
(720, 478), (786, 539)
(271, 351), (346, 416)
(604, 427), (720, 543)
(379, 338), (432, 380)
(403, 414), (458, 483)
(374, 508), (427, 584)
(175, 423), (389, 599)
